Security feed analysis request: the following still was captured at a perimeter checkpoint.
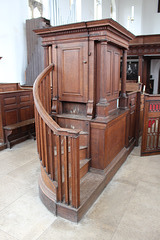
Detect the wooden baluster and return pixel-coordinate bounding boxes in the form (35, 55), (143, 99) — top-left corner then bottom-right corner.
(63, 136), (69, 205)
(39, 82), (42, 103)
(46, 75), (50, 113)
(42, 79), (46, 109)
(71, 136), (80, 208)
(34, 108), (40, 154)
(48, 74), (51, 114)
(41, 81), (44, 107)
(43, 121), (49, 173)
(56, 135), (62, 202)
(45, 75), (49, 113)
(37, 112), (42, 160)
(40, 117), (45, 166)
(48, 128), (54, 180)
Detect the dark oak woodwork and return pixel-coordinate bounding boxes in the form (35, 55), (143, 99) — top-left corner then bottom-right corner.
(127, 92), (137, 145)
(0, 89), (34, 148)
(25, 17), (50, 85)
(141, 94), (160, 156)
(0, 83), (19, 92)
(33, 19), (137, 222)
(128, 34), (160, 92)
(58, 42), (88, 103)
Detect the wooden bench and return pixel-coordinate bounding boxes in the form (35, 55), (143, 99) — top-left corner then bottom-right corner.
(3, 118), (35, 148)
(0, 89), (35, 149)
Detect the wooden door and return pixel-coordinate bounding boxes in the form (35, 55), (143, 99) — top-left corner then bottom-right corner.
(58, 41), (88, 103)
(141, 95), (160, 156)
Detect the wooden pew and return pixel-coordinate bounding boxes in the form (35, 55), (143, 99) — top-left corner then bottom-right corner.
(0, 89), (35, 149)
(0, 83), (19, 92)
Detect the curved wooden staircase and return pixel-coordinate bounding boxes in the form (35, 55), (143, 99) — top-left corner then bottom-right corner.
(33, 64), (105, 222)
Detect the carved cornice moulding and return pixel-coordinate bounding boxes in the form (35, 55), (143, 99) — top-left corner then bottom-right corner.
(128, 44), (160, 56)
(34, 18), (135, 45)
(128, 34), (160, 56)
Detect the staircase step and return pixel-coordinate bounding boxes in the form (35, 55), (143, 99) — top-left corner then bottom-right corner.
(79, 145), (88, 160)
(80, 158), (91, 179)
(79, 131), (88, 147)
(53, 145), (88, 161)
(56, 171), (104, 222)
(80, 172), (104, 204)
(47, 157), (90, 182)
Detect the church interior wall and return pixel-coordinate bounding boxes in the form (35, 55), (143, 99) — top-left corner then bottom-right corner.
(0, 0), (160, 85)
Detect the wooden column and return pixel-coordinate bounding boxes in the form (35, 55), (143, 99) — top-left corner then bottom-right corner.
(96, 41), (109, 118)
(119, 49), (128, 109)
(138, 55), (143, 82)
(87, 40), (94, 119)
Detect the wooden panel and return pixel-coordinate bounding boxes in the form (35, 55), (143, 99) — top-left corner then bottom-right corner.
(63, 49), (81, 94)
(58, 42), (88, 102)
(5, 109), (18, 126)
(127, 92), (137, 144)
(0, 83), (18, 92)
(106, 50), (112, 96)
(20, 94), (30, 102)
(140, 94), (144, 135)
(0, 104), (4, 143)
(4, 97), (16, 105)
(96, 43), (121, 117)
(141, 95), (160, 155)
(113, 52), (120, 96)
(19, 106), (32, 121)
(91, 113), (126, 170)
(105, 116), (126, 167)
(91, 123), (106, 169)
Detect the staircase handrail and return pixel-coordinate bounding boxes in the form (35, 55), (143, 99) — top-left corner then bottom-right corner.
(33, 64), (80, 137)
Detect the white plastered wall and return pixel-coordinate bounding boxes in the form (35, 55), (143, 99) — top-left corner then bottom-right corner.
(0, 0), (29, 84)
(141, 0), (160, 35)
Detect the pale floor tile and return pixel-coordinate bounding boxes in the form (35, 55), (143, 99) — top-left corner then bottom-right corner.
(0, 229), (18, 240)
(111, 210), (160, 240)
(113, 152), (160, 186)
(124, 181), (160, 219)
(111, 181), (160, 240)
(0, 175), (30, 211)
(0, 140), (160, 240)
(8, 159), (40, 189)
(84, 181), (136, 231)
(0, 151), (38, 175)
(0, 159), (21, 176)
(37, 217), (113, 240)
(0, 191), (56, 240)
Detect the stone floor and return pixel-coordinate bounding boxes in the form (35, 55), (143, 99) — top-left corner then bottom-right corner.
(0, 139), (160, 240)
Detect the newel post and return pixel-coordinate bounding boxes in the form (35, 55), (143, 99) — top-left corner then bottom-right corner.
(119, 49), (128, 109)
